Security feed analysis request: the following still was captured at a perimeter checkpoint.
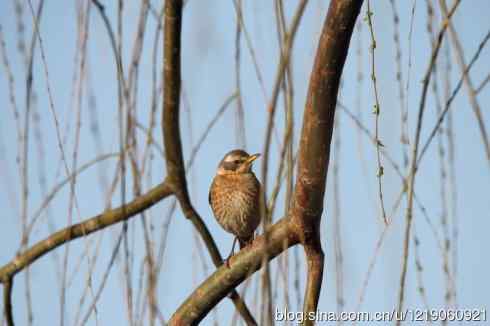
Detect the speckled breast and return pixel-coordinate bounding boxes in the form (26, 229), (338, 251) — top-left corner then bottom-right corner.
(209, 173), (261, 240)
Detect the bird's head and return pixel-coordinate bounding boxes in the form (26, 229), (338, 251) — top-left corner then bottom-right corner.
(216, 149), (260, 175)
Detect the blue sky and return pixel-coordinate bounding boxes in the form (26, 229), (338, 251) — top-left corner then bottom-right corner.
(1, 0), (489, 325)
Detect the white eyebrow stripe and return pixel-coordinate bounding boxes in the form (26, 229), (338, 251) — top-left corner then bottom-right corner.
(224, 155), (242, 162)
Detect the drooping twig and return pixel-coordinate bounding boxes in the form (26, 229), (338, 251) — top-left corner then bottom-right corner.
(443, 39), (459, 309)
(389, 0), (409, 167)
(339, 102), (445, 249)
(353, 19), (375, 209)
(396, 1), (461, 321)
(232, 0), (268, 102)
(412, 227), (431, 313)
(475, 73), (490, 94)
(365, 0), (388, 225)
(418, 27), (490, 163)
(404, 0), (417, 147)
(25, 2), (59, 324)
(439, 0), (490, 166)
(260, 1), (308, 323)
(233, 0), (247, 149)
(261, 0), (308, 223)
(161, 1), (256, 324)
(26, 152), (122, 238)
(332, 110), (345, 317)
(426, 1), (452, 311)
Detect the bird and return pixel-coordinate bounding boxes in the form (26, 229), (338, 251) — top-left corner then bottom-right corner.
(209, 149), (261, 266)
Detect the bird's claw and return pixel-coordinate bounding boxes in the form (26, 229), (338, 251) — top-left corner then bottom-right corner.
(225, 258), (231, 269)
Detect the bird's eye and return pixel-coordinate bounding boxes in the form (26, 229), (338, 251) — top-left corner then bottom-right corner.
(234, 160), (241, 164)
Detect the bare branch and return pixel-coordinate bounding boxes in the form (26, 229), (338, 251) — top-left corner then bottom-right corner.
(439, 0), (490, 165)
(161, 1), (256, 324)
(0, 182), (172, 283)
(476, 73), (490, 94)
(3, 277), (14, 326)
(397, 0), (461, 320)
(260, 1), (308, 322)
(418, 28), (490, 163)
(365, 0), (388, 225)
(168, 219), (298, 325)
(291, 1), (362, 323)
(168, 1), (363, 324)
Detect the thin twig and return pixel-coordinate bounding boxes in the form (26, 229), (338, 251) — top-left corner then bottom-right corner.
(426, 1), (452, 310)
(234, 0), (247, 149)
(232, 0), (268, 102)
(260, 2), (308, 323)
(26, 152), (122, 240)
(475, 73), (490, 94)
(167, 0), (362, 323)
(389, 0), (409, 167)
(0, 182), (173, 283)
(354, 190), (404, 316)
(161, 1), (257, 324)
(365, 0), (388, 225)
(418, 28), (490, 163)
(332, 110), (345, 316)
(404, 0), (417, 146)
(22, 2), (46, 324)
(443, 39), (459, 309)
(353, 19), (375, 210)
(396, 1), (461, 321)
(412, 227), (432, 315)
(439, 0), (490, 166)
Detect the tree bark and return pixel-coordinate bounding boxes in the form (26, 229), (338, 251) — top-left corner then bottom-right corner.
(168, 1), (363, 325)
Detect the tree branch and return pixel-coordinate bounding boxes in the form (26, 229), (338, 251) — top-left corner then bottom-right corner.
(168, 0), (363, 324)
(0, 182), (172, 283)
(396, 0), (461, 320)
(0, 2), (255, 325)
(162, 0), (185, 190)
(161, 1), (256, 324)
(168, 219), (299, 325)
(291, 1), (362, 323)
(3, 277), (14, 326)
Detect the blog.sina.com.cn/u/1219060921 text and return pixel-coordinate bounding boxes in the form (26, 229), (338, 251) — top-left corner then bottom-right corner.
(274, 307), (487, 323)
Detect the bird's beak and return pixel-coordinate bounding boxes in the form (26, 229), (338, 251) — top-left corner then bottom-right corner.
(245, 153), (261, 164)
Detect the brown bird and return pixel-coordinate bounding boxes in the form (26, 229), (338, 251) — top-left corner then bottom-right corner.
(209, 149), (261, 265)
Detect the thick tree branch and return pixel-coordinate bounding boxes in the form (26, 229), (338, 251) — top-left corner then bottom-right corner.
(291, 0), (362, 236)
(302, 243), (324, 321)
(161, 1), (256, 324)
(168, 219), (299, 325)
(290, 1), (362, 323)
(0, 182), (172, 283)
(3, 277), (14, 326)
(0, 2), (255, 325)
(168, 1), (362, 324)
(0, 0), (360, 323)
(162, 0), (186, 190)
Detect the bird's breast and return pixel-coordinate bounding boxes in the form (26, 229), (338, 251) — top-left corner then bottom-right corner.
(209, 173), (261, 238)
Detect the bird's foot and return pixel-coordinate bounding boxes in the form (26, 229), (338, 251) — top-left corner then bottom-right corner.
(223, 237), (239, 268)
(246, 236), (255, 246)
(224, 256), (232, 269)
(223, 250), (236, 268)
